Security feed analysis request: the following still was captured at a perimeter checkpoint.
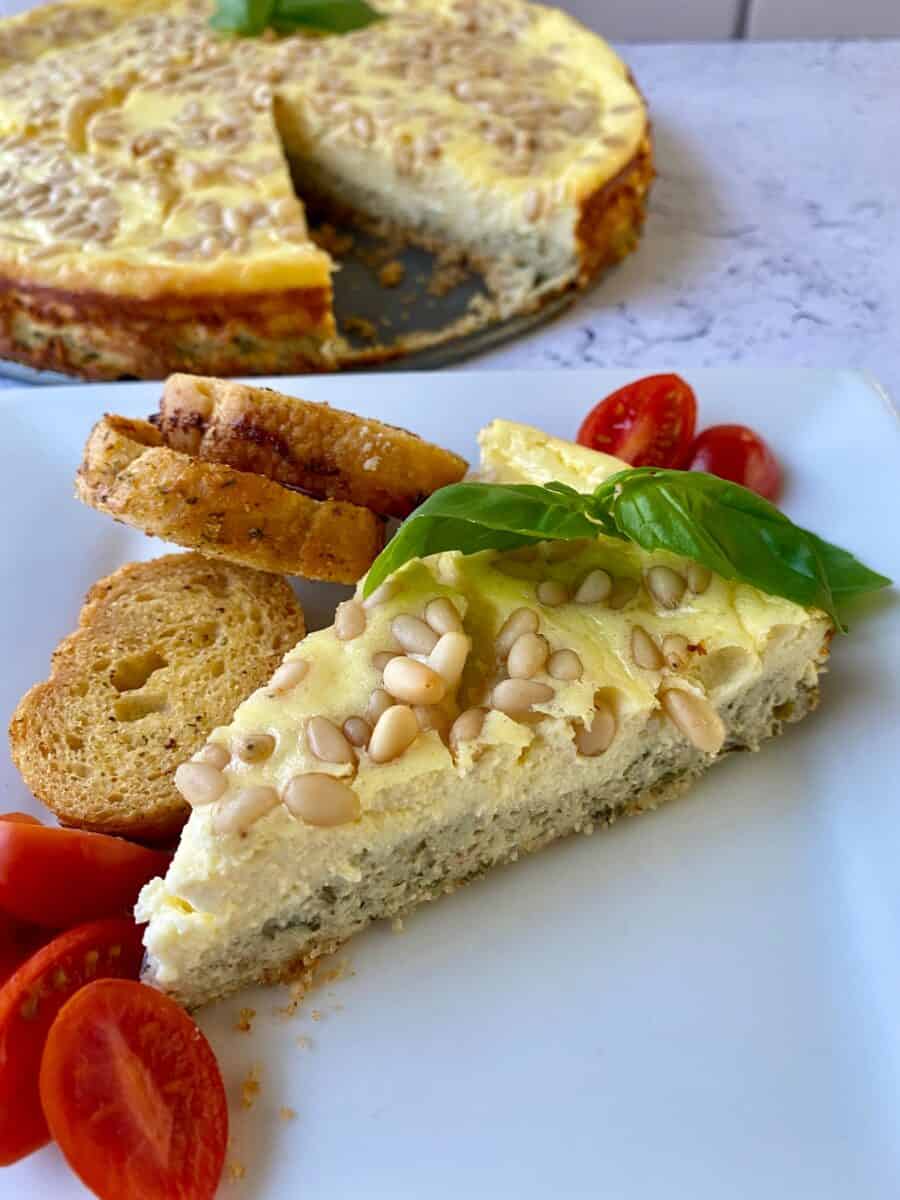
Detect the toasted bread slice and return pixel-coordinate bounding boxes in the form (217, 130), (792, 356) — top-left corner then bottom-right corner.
(157, 374), (468, 519)
(75, 414), (384, 583)
(9, 554), (306, 845)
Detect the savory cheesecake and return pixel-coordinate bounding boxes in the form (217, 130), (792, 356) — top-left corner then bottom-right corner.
(138, 427), (831, 1009)
(0, 0), (651, 379)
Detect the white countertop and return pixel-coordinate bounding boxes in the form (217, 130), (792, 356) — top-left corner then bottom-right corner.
(479, 39), (900, 402)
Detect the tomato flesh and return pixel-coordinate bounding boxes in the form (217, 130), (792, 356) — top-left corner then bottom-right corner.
(0, 917), (144, 1164)
(688, 424), (783, 501)
(40, 979), (228, 1200)
(0, 819), (170, 928)
(0, 911), (46, 987)
(577, 374), (697, 468)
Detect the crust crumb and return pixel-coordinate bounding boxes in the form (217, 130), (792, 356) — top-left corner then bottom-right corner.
(279, 1106), (298, 1122)
(343, 315), (377, 341)
(227, 1161), (246, 1181)
(378, 260), (405, 288)
(296, 1035), (312, 1050)
(241, 1066), (262, 1109)
(235, 1007), (256, 1033)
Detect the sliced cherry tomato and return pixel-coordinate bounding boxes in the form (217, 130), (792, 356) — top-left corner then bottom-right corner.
(0, 813), (41, 825)
(577, 374), (697, 468)
(0, 819), (170, 929)
(0, 917), (144, 1164)
(41, 979), (228, 1200)
(687, 423), (783, 501)
(0, 911), (47, 987)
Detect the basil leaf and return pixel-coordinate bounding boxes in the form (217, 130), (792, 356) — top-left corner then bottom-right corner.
(270, 0), (381, 33)
(210, 0), (274, 35)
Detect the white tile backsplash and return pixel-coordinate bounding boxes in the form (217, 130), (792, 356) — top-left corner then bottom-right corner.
(746, 0), (900, 38)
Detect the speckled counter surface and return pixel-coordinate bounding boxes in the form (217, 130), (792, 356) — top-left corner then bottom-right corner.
(478, 39), (900, 401)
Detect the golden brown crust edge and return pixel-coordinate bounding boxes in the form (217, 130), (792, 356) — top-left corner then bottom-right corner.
(158, 374), (468, 519)
(75, 414), (385, 583)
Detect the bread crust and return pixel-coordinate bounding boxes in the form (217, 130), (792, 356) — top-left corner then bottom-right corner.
(158, 374), (468, 519)
(75, 414), (385, 583)
(8, 553), (306, 844)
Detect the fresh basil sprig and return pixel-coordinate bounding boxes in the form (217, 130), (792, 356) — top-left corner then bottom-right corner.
(362, 469), (890, 630)
(211, 0), (381, 37)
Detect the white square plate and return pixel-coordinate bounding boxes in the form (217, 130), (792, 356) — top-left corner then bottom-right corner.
(1, 369), (898, 1199)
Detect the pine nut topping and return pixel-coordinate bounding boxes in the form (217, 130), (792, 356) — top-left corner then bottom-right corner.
(507, 632), (549, 679)
(548, 649), (583, 681)
(369, 704), (419, 763)
(174, 762), (227, 807)
(268, 660), (308, 694)
(192, 742), (230, 770)
(363, 579), (397, 609)
(646, 566), (687, 610)
(496, 607), (539, 657)
(383, 657), (447, 705)
(425, 597), (463, 635)
(574, 699), (617, 756)
(366, 688), (396, 725)
(537, 580), (569, 607)
(335, 599), (366, 641)
(449, 706), (487, 748)
(492, 678), (554, 716)
(574, 568), (612, 604)
(343, 717), (372, 749)
(283, 773), (361, 827)
(212, 785), (279, 836)
(233, 733), (276, 764)
(608, 577), (639, 610)
(392, 614), (439, 656)
(631, 626), (664, 671)
(428, 632), (471, 688)
(687, 563), (712, 594)
(660, 688), (725, 755)
(414, 705), (450, 739)
(662, 634), (690, 670)
(372, 651), (399, 672)
(307, 716), (354, 765)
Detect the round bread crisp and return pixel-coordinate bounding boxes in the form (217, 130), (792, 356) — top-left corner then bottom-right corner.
(8, 554), (306, 844)
(75, 414), (385, 584)
(158, 374), (468, 519)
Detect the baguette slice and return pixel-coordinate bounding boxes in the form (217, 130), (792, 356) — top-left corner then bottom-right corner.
(9, 554), (306, 844)
(75, 414), (384, 583)
(157, 374), (468, 519)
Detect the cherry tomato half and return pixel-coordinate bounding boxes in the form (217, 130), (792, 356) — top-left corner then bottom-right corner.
(0, 910), (47, 988)
(41, 979), (228, 1200)
(0, 917), (144, 1164)
(577, 374), (698, 468)
(0, 818), (170, 929)
(687, 424), (783, 501)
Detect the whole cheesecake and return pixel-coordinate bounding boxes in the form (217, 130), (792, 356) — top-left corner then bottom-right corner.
(0, 0), (652, 380)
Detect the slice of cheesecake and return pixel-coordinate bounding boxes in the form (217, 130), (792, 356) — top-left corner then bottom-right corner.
(138, 429), (831, 1009)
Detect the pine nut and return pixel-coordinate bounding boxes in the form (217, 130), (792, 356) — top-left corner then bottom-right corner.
(283, 773), (361, 827)
(392, 614), (439, 656)
(662, 634), (690, 670)
(268, 659), (308, 694)
(233, 733), (276, 764)
(687, 563), (712, 594)
(537, 579), (569, 607)
(335, 599), (366, 641)
(449, 706), (487, 748)
(307, 716), (354, 765)
(631, 625), (664, 671)
(574, 568), (612, 604)
(414, 705), (450, 739)
(425, 597), (463, 635)
(574, 700), (617, 756)
(192, 742), (230, 770)
(608, 577), (639, 610)
(646, 566), (686, 610)
(496, 607), (539, 657)
(492, 678), (554, 716)
(363, 579), (397, 609)
(369, 705), (419, 763)
(372, 651), (399, 672)
(174, 762), (227, 807)
(548, 649), (583, 681)
(212, 785), (279, 835)
(366, 688), (395, 725)
(507, 632), (549, 678)
(342, 717), (371, 749)
(428, 632), (471, 688)
(660, 688), (725, 754)
(383, 657), (447, 705)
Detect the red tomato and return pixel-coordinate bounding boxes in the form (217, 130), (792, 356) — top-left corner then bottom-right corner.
(0, 813), (41, 825)
(0, 911), (46, 987)
(577, 374), (698, 468)
(688, 424), (783, 501)
(0, 819), (170, 929)
(0, 917), (144, 1164)
(40, 979), (228, 1200)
